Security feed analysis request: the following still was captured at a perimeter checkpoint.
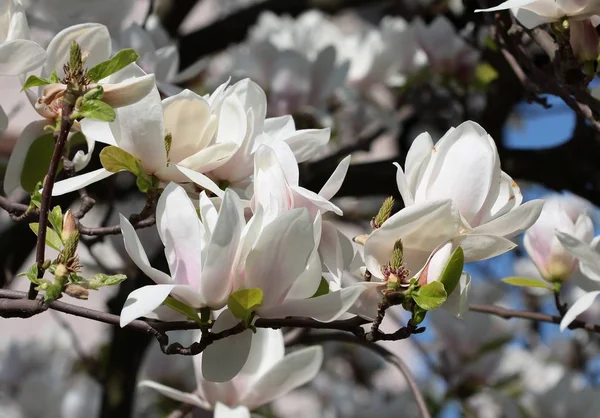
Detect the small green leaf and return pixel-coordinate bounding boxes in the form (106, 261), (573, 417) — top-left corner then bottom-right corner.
(438, 246), (464, 296)
(83, 85), (104, 101)
(163, 296), (203, 324)
(20, 133), (56, 194)
(409, 306), (427, 326)
(87, 48), (139, 82)
(49, 206), (63, 238)
(27, 181), (43, 211)
(17, 263), (39, 285)
(311, 277), (330, 298)
(21, 75), (52, 91)
(99, 146), (140, 174)
(475, 62), (499, 87)
(29, 223), (63, 251)
(74, 99), (116, 121)
(84, 273), (127, 290)
(48, 70), (61, 84)
(412, 281), (447, 311)
(135, 171), (159, 193)
(502, 277), (551, 289)
(228, 288), (263, 325)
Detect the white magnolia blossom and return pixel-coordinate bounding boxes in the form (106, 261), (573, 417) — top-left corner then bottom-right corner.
(140, 329), (323, 418)
(413, 16), (480, 80)
(475, 0), (600, 29)
(340, 16), (427, 89)
(4, 23), (155, 195)
(119, 18), (206, 96)
(524, 195), (593, 282)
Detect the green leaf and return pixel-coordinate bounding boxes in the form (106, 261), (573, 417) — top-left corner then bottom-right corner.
(135, 171), (159, 193)
(48, 70), (61, 84)
(438, 246), (464, 296)
(228, 288), (263, 325)
(502, 277), (551, 289)
(412, 281), (447, 311)
(163, 296), (203, 324)
(49, 206), (63, 238)
(87, 48), (139, 82)
(475, 63), (499, 87)
(29, 223), (63, 251)
(17, 263), (39, 285)
(27, 181), (43, 211)
(99, 146), (140, 174)
(84, 273), (127, 290)
(20, 133), (55, 193)
(74, 99), (116, 121)
(21, 75), (52, 91)
(311, 277), (330, 298)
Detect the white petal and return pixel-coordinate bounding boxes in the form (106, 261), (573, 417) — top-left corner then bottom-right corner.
(71, 130), (95, 171)
(177, 142), (238, 172)
(245, 208), (315, 306)
(45, 23), (111, 78)
(241, 346), (323, 410)
(52, 168), (114, 196)
(258, 284), (368, 322)
(101, 73), (156, 109)
(0, 40), (46, 75)
(4, 120), (47, 195)
(474, 0), (538, 13)
(263, 115), (296, 139)
(172, 165), (225, 197)
(138, 381), (208, 409)
(120, 284), (176, 327)
(319, 155), (351, 200)
(80, 118), (118, 146)
(404, 131), (433, 197)
(560, 291), (600, 331)
(442, 273), (471, 318)
(471, 200), (544, 238)
(284, 128), (330, 163)
(119, 214), (173, 284)
(202, 310), (253, 382)
(154, 45), (180, 82)
(216, 94), (247, 147)
(201, 189), (245, 308)
(214, 403), (251, 418)
(556, 231), (600, 280)
(393, 162), (414, 206)
(292, 186), (343, 217)
(452, 233), (516, 262)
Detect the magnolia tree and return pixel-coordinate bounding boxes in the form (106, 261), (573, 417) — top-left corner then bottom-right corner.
(2, 0), (600, 417)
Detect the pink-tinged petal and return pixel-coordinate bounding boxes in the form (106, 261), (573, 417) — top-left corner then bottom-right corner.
(199, 191), (219, 234)
(201, 189), (244, 308)
(252, 145), (294, 222)
(284, 128), (330, 163)
(319, 155), (351, 200)
(319, 220), (344, 282)
(44, 23), (110, 78)
(162, 89), (212, 162)
(138, 381), (208, 409)
(174, 165), (225, 198)
(214, 403), (251, 418)
(100, 72), (156, 109)
(246, 208), (315, 306)
(202, 310), (253, 382)
(364, 199), (461, 279)
(241, 346), (323, 410)
(4, 120), (47, 195)
(119, 214), (173, 285)
(0, 40), (46, 75)
(471, 199), (544, 238)
(405, 131), (433, 196)
(556, 231), (600, 280)
(120, 284), (176, 327)
(419, 241), (454, 285)
(265, 140), (299, 186)
(80, 118), (118, 146)
(258, 284), (368, 322)
(452, 233), (516, 262)
(52, 168), (114, 196)
(233, 206), (265, 289)
(157, 183), (204, 288)
(393, 162), (414, 206)
(292, 186), (343, 217)
(442, 273), (471, 318)
(177, 142), (238, 172)
(560, 291), (600, 331)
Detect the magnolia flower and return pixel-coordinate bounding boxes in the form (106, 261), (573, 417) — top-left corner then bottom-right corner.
(554, 231), (600, 330)
(0, 0), (46, 75)
(340, 16), (427, 89)
(119, 183), (246, 326)
(4, 23), (155, 195)
(413, 16), (480, 81)
(393, 120), (543, 261)
(475, 0), (600, 29)
(524, 196), (593, 282)
(119, 19), (206, 96)
(139, 329), (323, 418)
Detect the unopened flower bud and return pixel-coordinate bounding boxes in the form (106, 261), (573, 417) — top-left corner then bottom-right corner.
(64, 284), (89, 300)
(62, 210), (78, 241)
(371, 196), (394, 229)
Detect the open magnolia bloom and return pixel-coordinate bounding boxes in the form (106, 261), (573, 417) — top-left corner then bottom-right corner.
(554, 232), (600, 330)
(524, 197), (593, 282)
(393, 120), (544, 261)
(139, 329), (323, 418)
(4, 23), (155, 195)
(475, 0), (600, 29)
(119, 183), (246, 326)
(0, 0), (46, 75)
